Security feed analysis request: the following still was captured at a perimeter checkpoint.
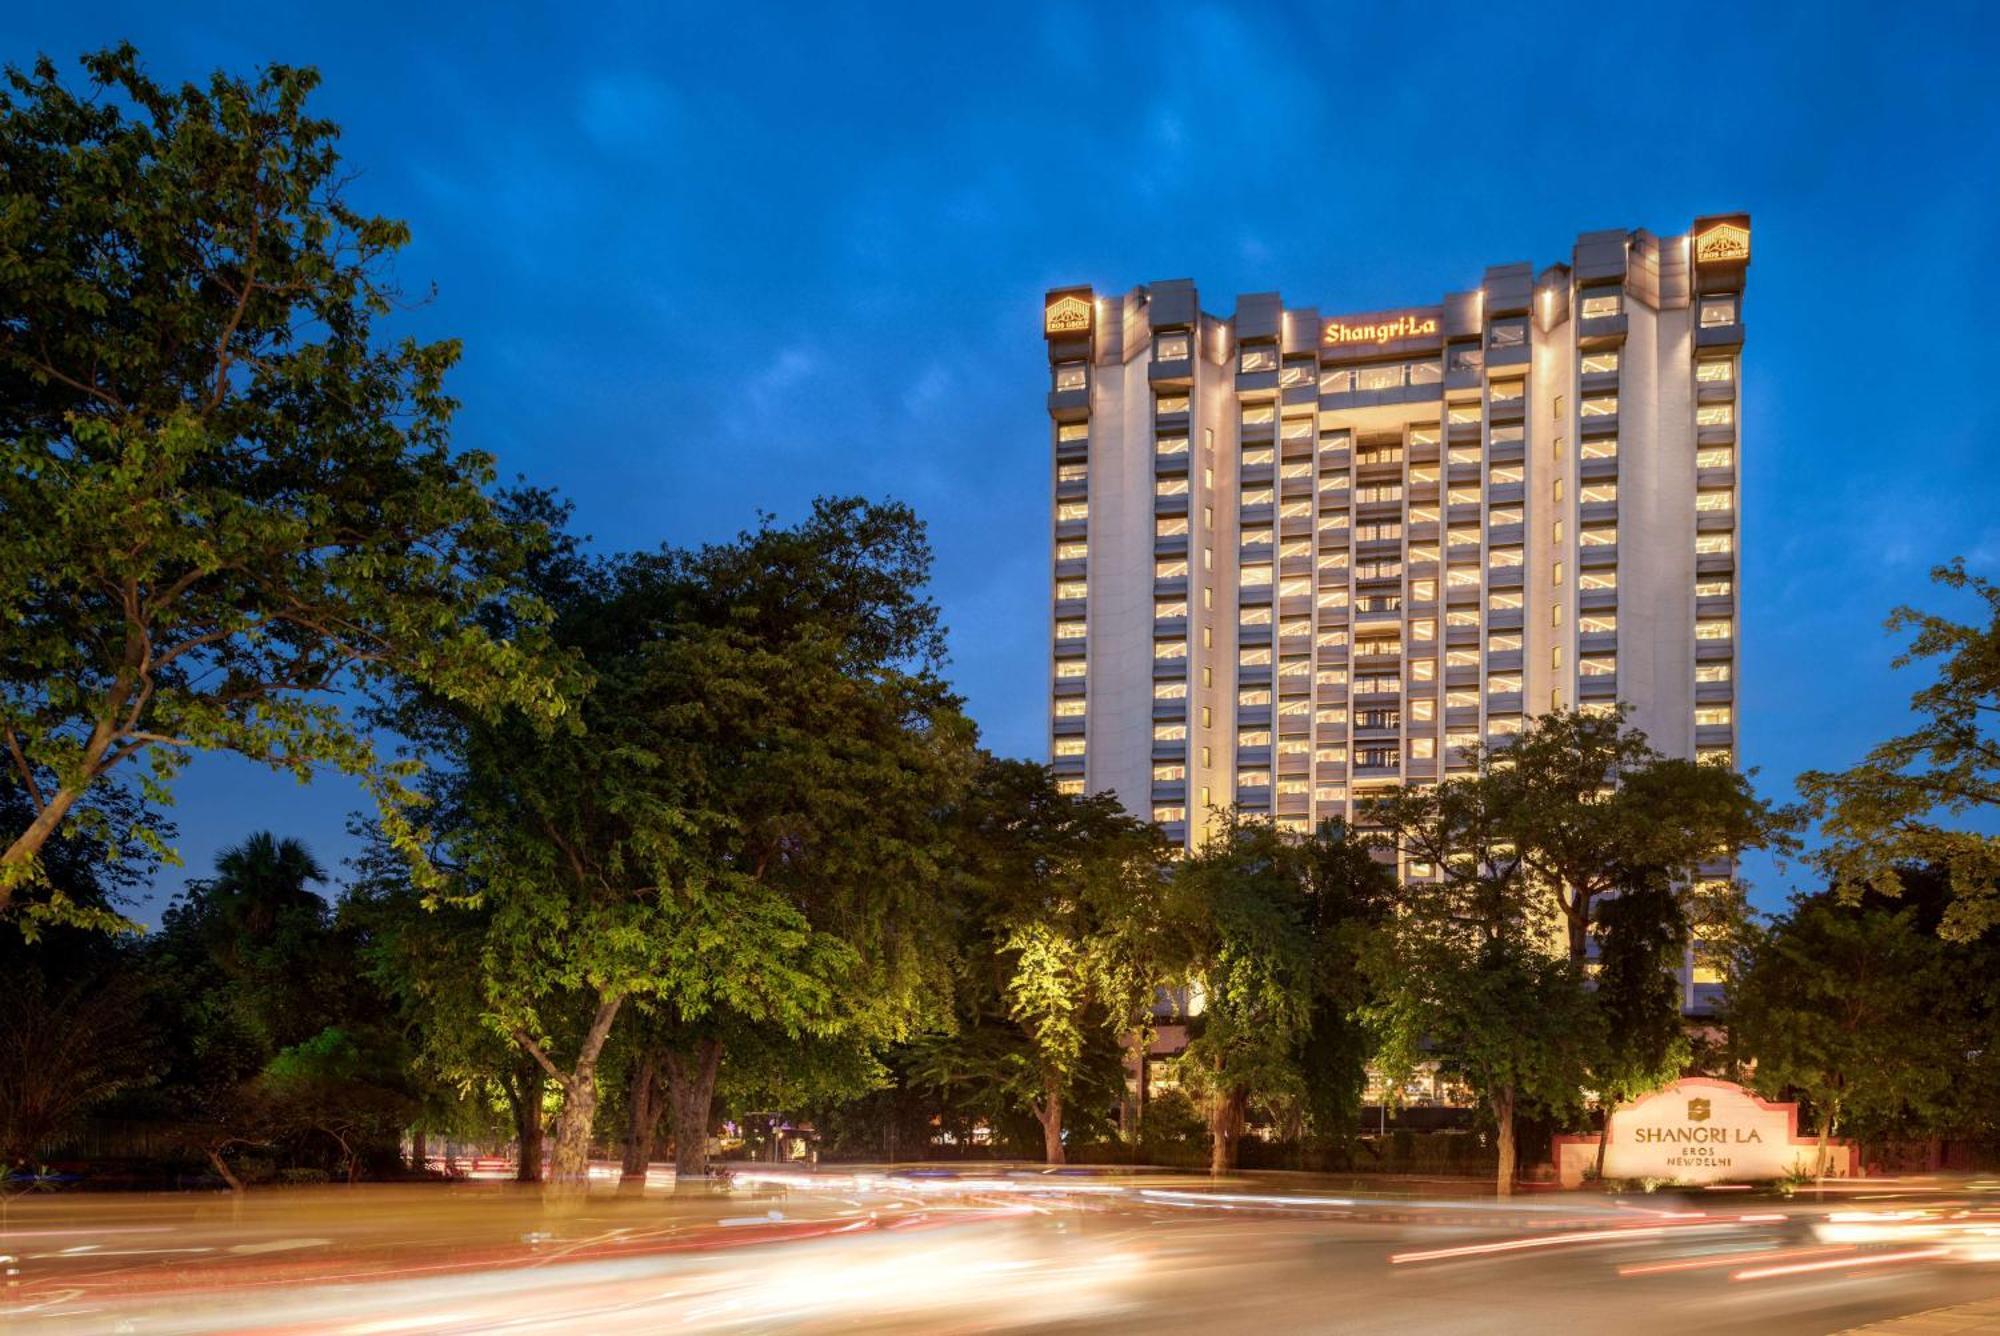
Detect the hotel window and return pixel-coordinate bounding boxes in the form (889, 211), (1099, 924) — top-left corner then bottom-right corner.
(1356, 637), (1402, 658)
(1055, 619), (1085, 640)
(1240, 646), (1273, 668)
(1055, 659), (1086, 678)
(1489, 464), (1524, 485)
(1447, 729), (1479, 751)
(1695, 663), (1733, 683)
(1448, 486), (1480, 506)
(1280, 357), (1314, 388)
(1153, 762), (1187, 783)
(1356, 444), (1403, 466)
(1579, 290), (1623, 320)
(1242, 445), (1276, 467)
(1580, 525), (1618, 546)
(1053, 738), (1085, 757)
(1155, 332), (1192, 362)
(1410, 359), (1443, 385)
(1695, 707), (1733, 727)
(1695, 578), (1733, 598)
(1697, 446), (1735, 469)
(1488, 590), (1523, 611)
(1696, 404), (1735, 427)
(1411, 698), (1436, 722)
(1355, 483), (1403, 504)
(1446, 648), (1480, 668)
(1489, 506), (1523, 526)
(1282, 417), (1313, 442)
(1409, 581), (1435, 603)
(1156, 393), (1190, 416)
(1281, 460), (1312, 481)
(1579, 701), (1616, 718)
(1699, 295), (1739, 327)
(1277, 778), (1311, 796)
(1054, 363), (1087, 392)
(1580, 395), (1618, 418)
(1279, 655), (1311, 680)
(1239, 687), (1272, 708)
(1410, 658), (1437, 682)
(1408, 543), (1440, 563)
(1410, 464), (1440, 484)
(1355, 674), (1399, 695)
(1054, 698), (1086, 717)
(1410, 506), (1440, 526)
(1279, 577), (1313, 599)
(1156, 516), (1189, 537)
(1240, 346), (1278, 373)
(1580, 482), (1618, 504)
(1488, 632), (1522, 652)
(1155, 559), (1188, 579)
(1356, 363), (1404, 391)
(1154, 680), (1188, 701)
(1696, 358), (1735, 383)
(1695, 533), (1735, 555)
(1579, 570), (1618, 591)
(1489, 546), (1524, 568)
(1578, 655), (1617, 677)
(1446, 402), (1482, 425)
(1056, 539), (1087, 561)
(1698, 747), (1733, 767)
(1056, 777), (1084, 795)
(1314, 785), (1348, 803)
(1241, 404), (1277, 427)
(1490, 424), (1525, 446)
(1315, 667), (1348, 687)
(1156, 434), (1190, 457)
(1154, 722), (1188, 742)
(1581, 351), (1620, 375)
(1489, 380), (1525, 404)
(1280, 616), (1312, 638)
(1280, 500), (1311, 520)
(1240, 605), (1274, 627)
(1487, 673), (1523, 695)
(1155, 477), (1189, 497)
(1696, 618), (1733, 641)
(1320, 367), (1354, 394)
(1241, 524), (1274, 548)
(1696, 490), (1735, 512)
(1242, 486), (1275, 508)
(1056, 579), (1088, 600)
(1488, 319), (1527, 349)
(1354, 522), (1402, 542)
(1152, 805), (1187, 823)
(1579, 613), (1617, 635)
(1237, 769), (1272, 789)
(1488, 715), (1522, 736)
(1448, 343), (1485, 372)
(1057, 500), (1088, 522)
(1154, 640), (1187, 661)
(1446, 689), (1478, 709)
(1580, 437), (1618, 459)
(1238, 723), (1272, 747)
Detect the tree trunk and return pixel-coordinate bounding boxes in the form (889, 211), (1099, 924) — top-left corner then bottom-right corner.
(1593, 1101), (1612, 1183)
(620, 1050), (659, 1190)
(1208, 1085), (1247, 1175)
(1493, 1088), (1517, 1198)
(524, 994), (624, 1195)
(411, 1127), (428, 1176)
(663, 1036), (723, 1191)
(207, 1147), (246, 1193)
(1566, 899), (1590, 965)
(1036, 1081), (1066, 1165)
(0, 786), (87, 910)
(503, 1057), (546, 1183)
(1815, 1099), (1840, 1179)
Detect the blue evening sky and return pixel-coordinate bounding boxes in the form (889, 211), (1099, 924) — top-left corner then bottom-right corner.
(12, 2), (1998, 916)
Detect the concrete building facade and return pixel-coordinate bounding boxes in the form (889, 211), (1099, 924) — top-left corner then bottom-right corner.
(1044, 217), (1749, 1006)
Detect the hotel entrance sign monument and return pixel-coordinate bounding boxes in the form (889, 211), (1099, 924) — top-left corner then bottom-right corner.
(1554, 1077), (1856, 1187)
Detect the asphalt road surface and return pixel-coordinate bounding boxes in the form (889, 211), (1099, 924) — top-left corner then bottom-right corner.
(4, 1166), (1997, 1333)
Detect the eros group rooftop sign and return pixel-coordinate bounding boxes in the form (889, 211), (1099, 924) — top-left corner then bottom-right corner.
(1554, 1078), (1856, 1187)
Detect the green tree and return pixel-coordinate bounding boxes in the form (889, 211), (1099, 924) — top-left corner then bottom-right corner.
(1799, 559), (2000, 940)
(932, 758), (1172, 1163)
(1727, 893), (1960, 1171)
(0, 46), (573, 929)
(1363, 779), (1601, 1196)
(1169, 814), (1389, 1173)
(1587, 883), (1692, 1176)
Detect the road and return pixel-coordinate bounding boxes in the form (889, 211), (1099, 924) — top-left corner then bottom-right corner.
(3, 1167), (1997, 1333)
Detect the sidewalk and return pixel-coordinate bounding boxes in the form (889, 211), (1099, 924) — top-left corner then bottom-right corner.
(1843, 1298), (2000, 1334)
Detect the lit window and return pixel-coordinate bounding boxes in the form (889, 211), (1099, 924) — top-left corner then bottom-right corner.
(1282, 417), (1313, 442)
(1696, 619), (1733, 641)
(1698, 747), (1733, 767)
(1155, 333), (1192, 362)
(1057, 422), (1089, 442)
(1239, 346), (1277, 373)
(1241, 525), (1274, 548)
(1055, 660), (1086, 679)
(1409, 360), (1443, 385)
(1695, 663), (1733, 683)
(1488, 715), (1522, 736)
(1580, 291), (1623, 320)
(1487, 673), (1522, 694)
(1580, 483), (1618, 504)
(1053, 738), (1085, 757)
(1240, 646), (1273, 667)
(1488, 591), (1523, 611)
(1156, 435), (1190, 457)
(1155, 559), (1188, 579)
(1579, 571), (1618, 591)
(1696, 358), (1734, 383)
(1054, 698), (1085, 717)
(1155, 393), (1190, 416)
(1154, 722), (1188, 742)
(1695, 534), (1734, 555)
(1152, 805), (1186, 823)
(1279, 577), (1313, 598)
(1057, 540), (1087, 560)
(1488, 546), (1524, 568)
(1277, 359), (1311, 388)
(1241, 404), (1276, 426)
(1580, 396), (1618, 418)
(1580, 613), (1618, 634)
(1487, 633), (1522, 652)
(1154, 762), (1187, 783)
(1156, 516), (1189, 537)
(1056, 580), (1088, 600)
(1696, 404), (1734, 427)
(1581, 351), (1620, 374)
(1056, 777), (1084, 795)
(1695, 707), (1732, 726)
(1488, 320), (1527, 349)
(1154, 640), (1187, 661)
(1489, 379), (1525, 403)
(1239, 687), (1272, 707)
(1055, 619), (1085, 639)
(1053, 363), (1087, 392)
(1697, 447), (1735, 469)
(1057, 501), (1088, 522)
(1699, 295), (1738, 328)
(1695, 578), (1733, 598)
(1580, 437), (1619, 460)
(1489, 506), (1523, 526)
(1154, 679), (1188, 700)
(1447, 566), (1481, 588)
(1357, 363), (1404, 391)
(1155, 477), (1188, 497)
(1237, 769), (1271, 789)
(1578, 655), (1617, 677)
(1580, 525), (1618, 546)
(1489, 464), (1524, 484)
(1447, 402), (1482, 425)
(1696, 490), (1734, 512)
(1242, 446), (1275, 467)
(1411, 698), (1436, 722)
(1241, 564), (1273, 588)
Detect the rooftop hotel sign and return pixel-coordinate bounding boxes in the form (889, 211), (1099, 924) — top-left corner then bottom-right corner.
(1322, 312), (1439, 347)
(1694, 222), (1751, 264)
(1555, 1077), (1855, 1186)
(1044, 291), (1093, 336)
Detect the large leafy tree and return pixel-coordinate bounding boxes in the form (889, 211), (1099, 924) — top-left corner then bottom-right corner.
(915, 757), (1172, 1163)
(1726, 891), (1961, 1170)
(1800, 559), (2000, 941)
(0, 46), (572, 929)
(1587, 882), (1693, 1176)
(411, 497), (974, 1190)
(1169, 814), (1389, 1173)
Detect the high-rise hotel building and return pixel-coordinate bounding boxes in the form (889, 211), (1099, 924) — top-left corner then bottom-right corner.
(1043, 217), (1749, 867)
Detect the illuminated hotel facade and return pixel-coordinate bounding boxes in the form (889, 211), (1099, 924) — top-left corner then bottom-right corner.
(1044, 217), (1749, 1006)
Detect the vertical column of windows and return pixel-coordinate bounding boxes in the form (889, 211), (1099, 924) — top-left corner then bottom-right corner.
(1575, 320), (1622, 716)
(1441, 391), (1484, 770)
(1233, 376), (1278, 816)
(1485, 376), (1527, 740)
(1403, 426), (1442, 814)
(1311, 424), (1352, 825)
(1693, 335), (1739, 767)
(1051, 418), (1090, 794)
(1150, 369), (1194, 832)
